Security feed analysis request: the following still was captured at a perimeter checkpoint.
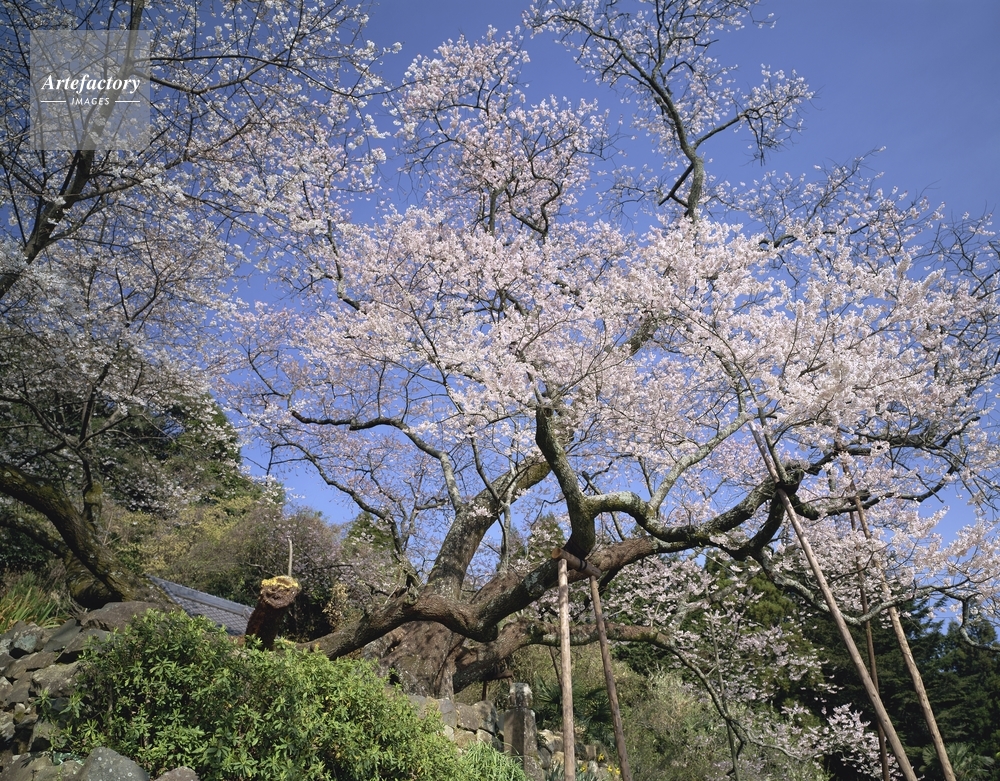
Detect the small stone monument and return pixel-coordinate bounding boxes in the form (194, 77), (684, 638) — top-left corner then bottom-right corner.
(503, 682), (543, 781)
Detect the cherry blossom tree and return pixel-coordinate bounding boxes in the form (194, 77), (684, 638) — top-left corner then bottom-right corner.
(5, 4), (998, 772)
(0, 0), (385, 602)
(594, 553), (890, 780)
(232, 0), (1000, 714)
(529, 0), (812, 220)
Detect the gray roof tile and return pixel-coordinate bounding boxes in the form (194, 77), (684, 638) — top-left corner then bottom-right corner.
(147, 576), (254, 635)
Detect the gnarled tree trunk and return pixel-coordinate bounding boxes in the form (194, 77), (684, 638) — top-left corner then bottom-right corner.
(0, 463), (166, 606)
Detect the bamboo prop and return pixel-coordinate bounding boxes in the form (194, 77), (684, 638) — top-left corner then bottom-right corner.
(552, 548), (632, 781)
(748, 425), (918, 781)
(557, 556), (577, 781)
(848, 493), (956, 781)
(589, 576), (634, 781)
(850, 512), (892, 781)
(552, 548), (633, 781)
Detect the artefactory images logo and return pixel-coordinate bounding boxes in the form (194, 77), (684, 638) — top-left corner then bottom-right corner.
(30, 29), (150, 150)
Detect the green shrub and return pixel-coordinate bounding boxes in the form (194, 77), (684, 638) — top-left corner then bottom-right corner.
(458, 741), (528, 781)
(50, 609), (463, 781)
(0, 571), (68, 633)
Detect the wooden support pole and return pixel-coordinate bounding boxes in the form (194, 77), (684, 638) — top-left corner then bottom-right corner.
(777, 491), (917, 781)
(558, 556), (576, 781)
(749, 425), (918, 781)
(589, 575), (633, 781)
(553, 547), (631, 778)
(851, 513), (891, 781)
(851, 497), (956, 781)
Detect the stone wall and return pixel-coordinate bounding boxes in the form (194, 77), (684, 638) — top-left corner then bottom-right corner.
(411, 682), (615, 781)
(408, 694), (502, 748)
(1, 604), (199, 781)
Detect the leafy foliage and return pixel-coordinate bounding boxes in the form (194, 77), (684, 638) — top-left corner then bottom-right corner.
(516, 642), (831, 781)
(920, 743), (996, 781)
(0, 571), (69, 633)
(51, 610), (464, 781)
(803, 601), (1000, 780)
(458, 741), (528, 781)
(533, 675), (614, 749)
(619, 672), (829, 781)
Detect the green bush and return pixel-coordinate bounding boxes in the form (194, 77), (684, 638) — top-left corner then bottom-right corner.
(50, 609), (463, 781)
(0, 571), (69, 633)
(458, 741), (527, 781)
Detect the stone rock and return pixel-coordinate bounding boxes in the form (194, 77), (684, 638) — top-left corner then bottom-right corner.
(524, 755), (544, 781)
(7, 628), (46, 659)
(0, 753), (29, 781)
(508, 681), (532, 708)
(2, 679), (30, 707)
(78, 747), (150, 781)
(477, 729), (496, 745)
(4, 652), (59, 681)
(0, 753), (82, 781)
(0, 712), (13, 746)
(503, 706), (539, 754)
(12, 703), (36, 734)
(0, 652), (13, 674)
(14, 703), (35, 719)
(80, 602), (164, 633)
(0, 623), (26, 655)
(453, 729), (479, 749)
(539, 729), (562, 753)
(0, 754), (32, 781)
(456, 700), (498, 734)
(152, 768), (200, 781)
(58, 629), (108, 663)
(53, 761), (86, 781)
(479, 701), (500, 734)
(43, 620), (82, 654)
(435, 698), (459, 729)
(29, 720), (55, 752)
(31, 662), (79, 698)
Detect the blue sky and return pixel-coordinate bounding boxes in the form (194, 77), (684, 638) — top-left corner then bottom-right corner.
(364, 0), (1000, 216)
(269, 1), (1000, 532)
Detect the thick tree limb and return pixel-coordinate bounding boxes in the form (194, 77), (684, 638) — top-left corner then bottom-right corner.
(0, 460), (163, 603)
